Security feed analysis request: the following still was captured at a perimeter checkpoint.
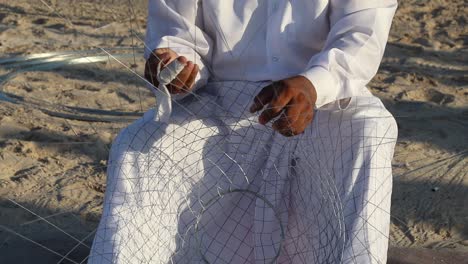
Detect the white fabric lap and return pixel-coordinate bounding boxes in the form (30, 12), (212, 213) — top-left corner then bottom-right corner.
(281, 97), (397, 264)
(89, 81), (397, 264)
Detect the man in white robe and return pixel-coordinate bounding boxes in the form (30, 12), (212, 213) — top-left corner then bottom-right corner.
(89, 0), (399, 263)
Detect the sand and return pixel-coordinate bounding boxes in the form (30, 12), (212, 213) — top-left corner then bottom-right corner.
(0, 0), (467, 263)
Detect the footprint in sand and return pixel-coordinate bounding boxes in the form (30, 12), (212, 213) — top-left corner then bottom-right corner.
(32, 18), (48, 25)
(45, 23), (66, 31)
(398, 88), (455, 105)
(424, 89), (455, 105)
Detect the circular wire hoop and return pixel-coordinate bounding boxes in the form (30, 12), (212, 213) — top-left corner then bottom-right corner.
(195, 189), (286, 264)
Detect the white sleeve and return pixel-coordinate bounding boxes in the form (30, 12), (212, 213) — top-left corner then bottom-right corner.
(300, 0), (398, 107)
(144, 0), (213, 94)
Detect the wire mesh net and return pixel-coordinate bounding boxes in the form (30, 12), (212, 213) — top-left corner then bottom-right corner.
(0, 1), (466, 264)
(89, 83), (398, 263)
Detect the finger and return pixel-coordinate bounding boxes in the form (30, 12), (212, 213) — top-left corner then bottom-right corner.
(151, 52), (172, 70)
(182, 64), (199, 93)
(249, 84), (275, 113)
(285, 99), (303, 124)
(175, 55), (188, 65)
(157, 52), (173, 65)
(154, 48), (172, 57)
(272, 112), (291, 132)
(168, 58), (193, 93)
(296, 110), (315, 134)
(258, 91), (292, 125)
(272, 103), (304, 136)
(144, 52), (172, 86)
(274, 106), (314, 137)
(169, 62), (194, 93)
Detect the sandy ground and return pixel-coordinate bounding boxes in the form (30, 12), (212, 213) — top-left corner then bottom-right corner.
(0, 0), (467, 263)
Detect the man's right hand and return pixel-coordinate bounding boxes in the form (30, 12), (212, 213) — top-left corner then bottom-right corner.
(144, 48), (200, 94)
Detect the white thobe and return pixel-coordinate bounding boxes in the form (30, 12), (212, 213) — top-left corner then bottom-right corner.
(143, 0), (397, 107)
(89, 1), (398, 264)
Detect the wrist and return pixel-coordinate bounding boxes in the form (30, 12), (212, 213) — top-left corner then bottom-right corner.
(299, 67), (337, 108)
(297, 75), (317, 103)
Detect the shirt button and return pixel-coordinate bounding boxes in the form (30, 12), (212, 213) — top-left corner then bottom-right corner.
(272, 57), (279, 62)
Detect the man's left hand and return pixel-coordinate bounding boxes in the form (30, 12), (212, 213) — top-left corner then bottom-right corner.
(249, 76), (317, 137)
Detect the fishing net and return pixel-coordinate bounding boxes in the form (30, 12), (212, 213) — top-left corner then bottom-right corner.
(0, 1), (466, 264)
